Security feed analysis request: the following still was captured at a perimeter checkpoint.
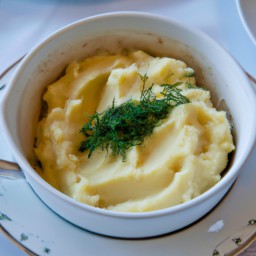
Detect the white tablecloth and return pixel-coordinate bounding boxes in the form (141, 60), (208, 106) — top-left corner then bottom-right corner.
(0, 0), (255, 255)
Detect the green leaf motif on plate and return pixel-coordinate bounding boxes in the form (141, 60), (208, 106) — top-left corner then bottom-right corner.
(0, 212), (12, 221)
(20, 233), (29, 241)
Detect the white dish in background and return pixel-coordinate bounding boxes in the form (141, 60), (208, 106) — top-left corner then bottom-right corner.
(237, 0), (256, 46)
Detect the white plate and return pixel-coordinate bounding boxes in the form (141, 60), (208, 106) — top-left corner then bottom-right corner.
(237, 0), (256, 46)
(0, 82), (256, 256)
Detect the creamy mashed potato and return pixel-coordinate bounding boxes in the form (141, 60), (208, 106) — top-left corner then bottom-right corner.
(34, 51), (235, 212)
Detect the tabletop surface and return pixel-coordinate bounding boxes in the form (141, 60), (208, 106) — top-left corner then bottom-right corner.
(0, 0), (256, 255)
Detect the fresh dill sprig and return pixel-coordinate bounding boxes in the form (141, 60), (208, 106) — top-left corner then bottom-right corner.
(185, 81), (208, 91)
(79, 74), (190, 160)
(184, 70), (195, 77)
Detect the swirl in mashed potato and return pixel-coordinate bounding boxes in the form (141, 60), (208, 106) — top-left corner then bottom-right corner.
(34, 51), (235, 212)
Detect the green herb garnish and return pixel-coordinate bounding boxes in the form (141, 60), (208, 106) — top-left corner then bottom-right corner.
(185, 82), (208, 91)
(185, 82), (196, 89)
(79, 75), (190, 160)
(184, 70), (195, 77)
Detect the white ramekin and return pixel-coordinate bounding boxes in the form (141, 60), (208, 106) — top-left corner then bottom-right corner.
(1, 12), (256, 238)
